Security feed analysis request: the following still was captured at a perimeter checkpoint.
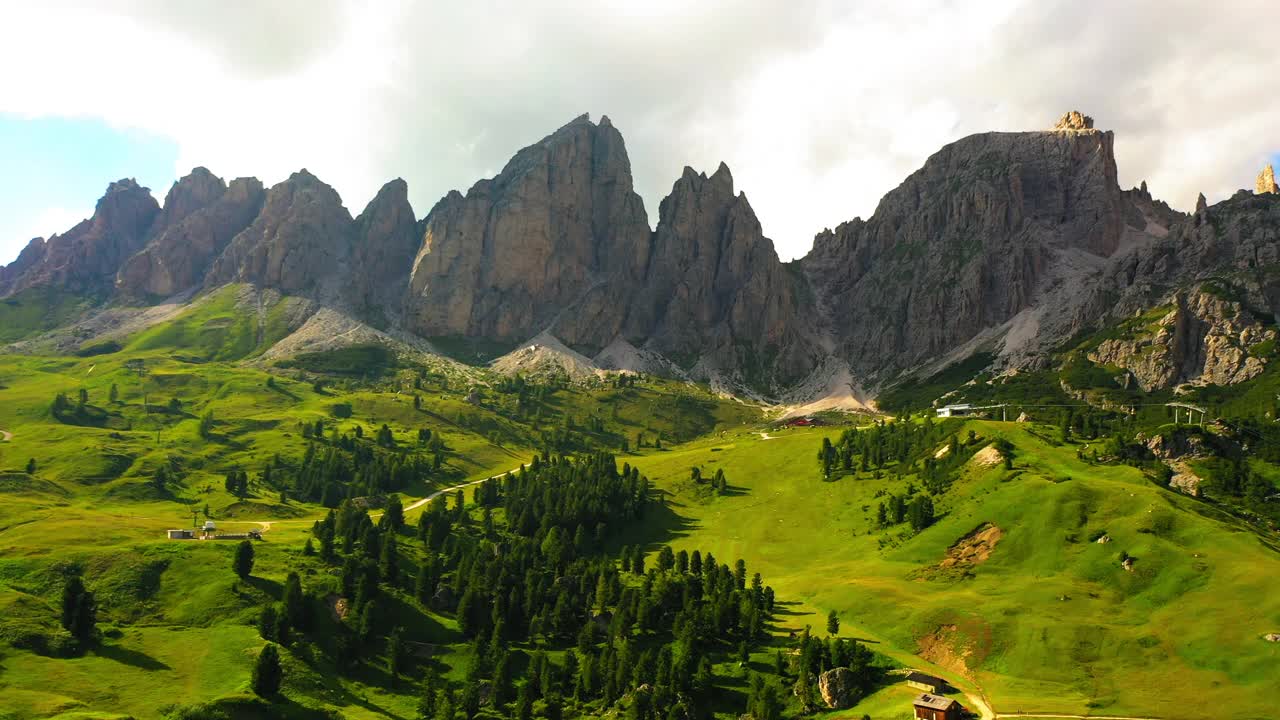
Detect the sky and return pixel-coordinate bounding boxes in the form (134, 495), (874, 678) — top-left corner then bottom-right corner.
(1, 0), (1277, 265)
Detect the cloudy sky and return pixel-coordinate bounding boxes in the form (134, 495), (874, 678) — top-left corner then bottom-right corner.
(1, 0), (1277, 265)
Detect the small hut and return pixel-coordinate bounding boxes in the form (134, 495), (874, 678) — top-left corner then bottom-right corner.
(913, 693), (961, 720)
(905, 671), (947, 693)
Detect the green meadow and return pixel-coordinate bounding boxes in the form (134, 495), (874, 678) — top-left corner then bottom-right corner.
(627, 422), (1280, 719)
(1, 290), (1279, 719)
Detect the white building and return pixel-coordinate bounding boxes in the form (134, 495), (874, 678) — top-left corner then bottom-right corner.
(936, 404), (973, 418)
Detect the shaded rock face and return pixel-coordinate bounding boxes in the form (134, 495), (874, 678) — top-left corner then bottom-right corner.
(406, 114), (651, 342)
(347, 178), (419, 326)
(206, 170), (354, 295)
(148, 166), (226, 238)
(612, 163), (816, 387)
(117, 171), (266, 298)
(802, 119), (1130, 380)
(1087, 290), (1273, 391)
(1, 179), (158, 296)
(1081, 189), (1280, 328)
(0, 237), (49, 294)
(7, 111), (1280, 405)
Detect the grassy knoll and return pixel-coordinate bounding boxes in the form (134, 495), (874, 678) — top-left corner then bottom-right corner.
(626, 421), (1280, 720)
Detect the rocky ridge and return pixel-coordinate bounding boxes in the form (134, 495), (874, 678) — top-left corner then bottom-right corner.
(3, 111), (1279, 405)
(1, 179), (159, 296)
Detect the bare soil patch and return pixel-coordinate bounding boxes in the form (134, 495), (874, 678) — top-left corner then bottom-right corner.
(941, 523), (1003, 568)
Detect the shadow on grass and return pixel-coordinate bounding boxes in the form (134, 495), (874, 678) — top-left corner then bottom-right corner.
(93, 641), (171, 671)
(244, 575), (284, 600)
(268, 382), (301, 402)
(201, 431), (248, 450)
(770, 600), (808, 617)
(608, 500), (702, 553)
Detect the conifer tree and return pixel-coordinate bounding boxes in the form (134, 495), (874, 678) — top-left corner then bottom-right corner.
(251, 643), (283, 696)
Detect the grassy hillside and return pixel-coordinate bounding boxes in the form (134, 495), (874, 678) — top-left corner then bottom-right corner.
(626, 421), (1280, 719)
(0, 307), (766, 720)
(3, 289), (1280, 720)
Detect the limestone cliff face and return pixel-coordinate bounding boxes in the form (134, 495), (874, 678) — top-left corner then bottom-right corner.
(347, 178), (419, 325)
(622, 163), (815, 387)
(0, 237), (50, 294)
(0, 179), (159, 297)
(1087, 189), (1280, 321)
(1088, 290), (1274, 391)
(405, 114), (650, 342)
(5, 111), (1279, 405)
(206, 170), (354, 295)
(148, 167), (226, 238)
(116, 170), (265, 298)
(802, 114), (1130, 380)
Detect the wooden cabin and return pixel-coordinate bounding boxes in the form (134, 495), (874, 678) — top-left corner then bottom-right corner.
(905, 671), (947, 693)
(913, 693), (961, 720)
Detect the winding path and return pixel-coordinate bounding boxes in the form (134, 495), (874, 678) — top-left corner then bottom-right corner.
(401, 463), (528, 514)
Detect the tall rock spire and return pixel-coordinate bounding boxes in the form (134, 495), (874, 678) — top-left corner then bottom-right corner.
(1257, 164), (1278, 194)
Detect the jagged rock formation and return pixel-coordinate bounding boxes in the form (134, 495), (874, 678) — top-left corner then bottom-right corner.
(148, 166), (225, 236)
(117, 170), (265, 298)
(1053, 110), (1094, 131)
(1087, 289), (1274, 391)
(558, 161), (818, 388)
(405, 114), (816, 392)
(1258, 164), (1278, 195)
(348, 178), (419, 326)
(206, 170), (354, 295)
(405, 114), (651, 343)
(1085, 187), (1280, 322)
(801, 116), (1132, 381)
(0, 179), (158, 296)
(632, 163), (816, 386)
(3, 110), (1279, 404)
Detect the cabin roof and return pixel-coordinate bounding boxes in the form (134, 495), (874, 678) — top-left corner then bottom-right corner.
(914, 693), (958, 711)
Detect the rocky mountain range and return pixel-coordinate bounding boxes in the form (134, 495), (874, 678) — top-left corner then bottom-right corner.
(3, 112), (1278, 405)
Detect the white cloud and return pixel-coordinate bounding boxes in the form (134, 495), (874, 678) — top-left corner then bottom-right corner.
(1, 0), (1277, 262)
(10, 206), (89, 247)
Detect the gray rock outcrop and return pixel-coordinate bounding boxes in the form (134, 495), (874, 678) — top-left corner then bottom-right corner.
(404, 114), (650, 343)
(206, 170), (354, 295)
(1087, 290), (1274, 391)
(348, 178), (419, 326)
(0, 179), (159, 296)
(802, 113), (1131, 381)
(817, 667), (858, 709)
(117, 171), (265, 298)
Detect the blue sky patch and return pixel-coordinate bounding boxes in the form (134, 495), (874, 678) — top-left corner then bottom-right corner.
(0, 114), (177, 264)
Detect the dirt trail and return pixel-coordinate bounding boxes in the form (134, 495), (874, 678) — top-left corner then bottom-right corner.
(401, 464), (528, 513)
(0, 429), (11, 442)
(758, 432), (775, 440)
(237, 463), (531, 534)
